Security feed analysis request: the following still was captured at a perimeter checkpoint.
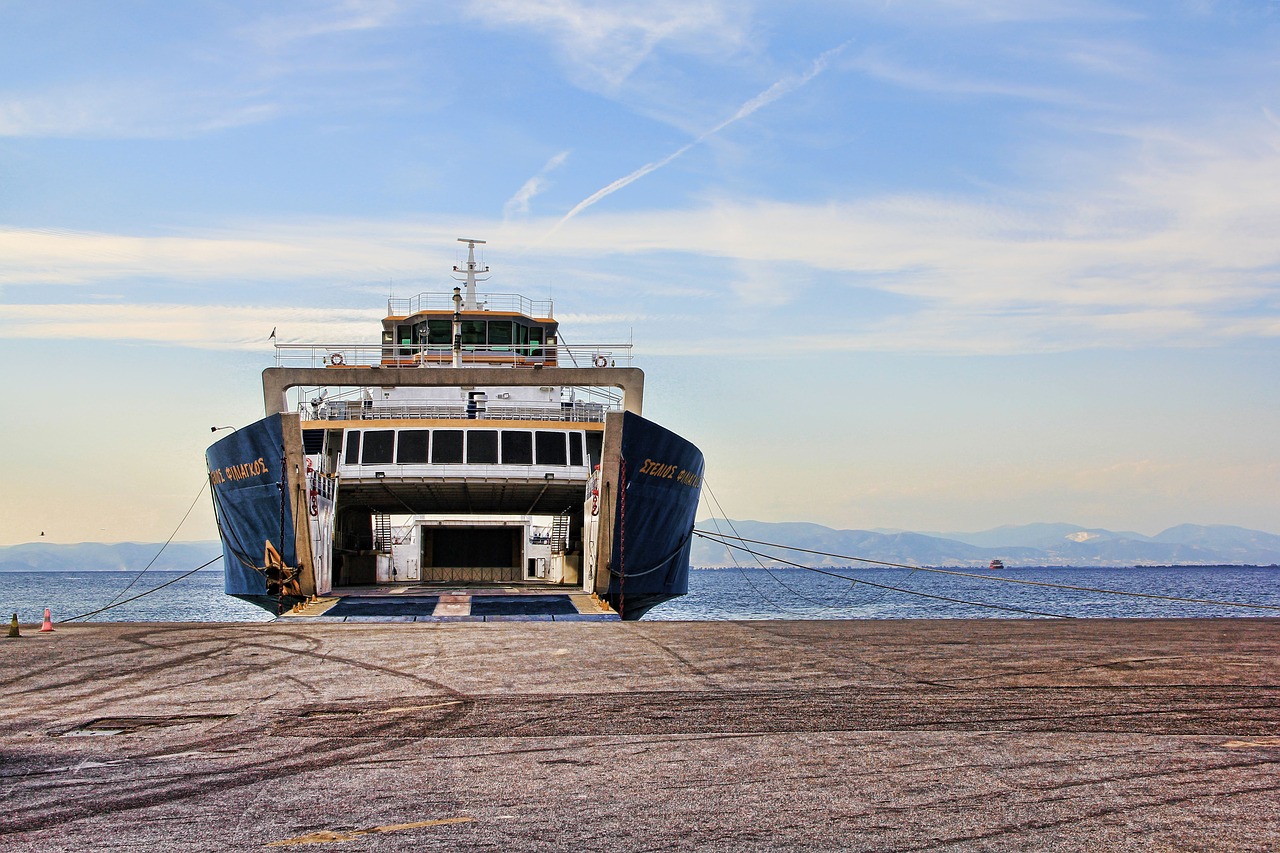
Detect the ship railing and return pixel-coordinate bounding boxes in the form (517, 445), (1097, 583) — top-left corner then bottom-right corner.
(387, 292), (554, 318)
(274, 342), (633, 369)
(299, 399), (616, 423)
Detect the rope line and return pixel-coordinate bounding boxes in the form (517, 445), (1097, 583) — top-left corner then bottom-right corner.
(76, 479), (211, 621)
(696, 530), (1280, 612)
(701, 481), (865, 615)
(61, 557), (222, 623)
(705, 536), (1071, 618)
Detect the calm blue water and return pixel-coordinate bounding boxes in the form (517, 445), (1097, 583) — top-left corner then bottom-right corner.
(1, 566), (1277, 623)
(647, 565), (1280, 620)
(1, 571), (273, 624)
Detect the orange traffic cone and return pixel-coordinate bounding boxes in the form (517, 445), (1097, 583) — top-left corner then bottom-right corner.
(39, 608), (54, 633)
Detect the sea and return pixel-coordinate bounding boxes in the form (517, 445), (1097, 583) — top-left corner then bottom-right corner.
(2, 565), (1277, 624)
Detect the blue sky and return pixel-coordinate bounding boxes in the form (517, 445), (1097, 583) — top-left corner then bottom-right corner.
(2, 1), (1278, 545)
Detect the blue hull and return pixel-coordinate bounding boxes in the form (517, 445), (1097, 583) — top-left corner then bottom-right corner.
(606, 412), (704, 619)
(206, 414), (304, 610)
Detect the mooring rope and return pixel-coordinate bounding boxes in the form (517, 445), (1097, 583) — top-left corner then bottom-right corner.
(695, 529), (1280, 612)
(702, 535), (1072, 618)
(60, 556), (222, 623)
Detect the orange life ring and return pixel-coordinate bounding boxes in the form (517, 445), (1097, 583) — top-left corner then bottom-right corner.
(593, 354), (608, 368)
(330, 352), (344, 366)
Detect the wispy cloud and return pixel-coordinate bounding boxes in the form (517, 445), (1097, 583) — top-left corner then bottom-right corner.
(853, 48), (1090, 107)
(239, 0), (403, 48)
(0, 222), (453, 285)
(0, 303), (382, 350)
(544, 42), (849, 238)
(504, 151), (571, 219)
(0, 83), (281, 139)
(465, 0), (747, 90)
(3, 110), (1276, 357)
(0, 1), (414, 139)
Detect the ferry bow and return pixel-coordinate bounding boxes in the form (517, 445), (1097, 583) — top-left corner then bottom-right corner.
(206, 240), (703, 620)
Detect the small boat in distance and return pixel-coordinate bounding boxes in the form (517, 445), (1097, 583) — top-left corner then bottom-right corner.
(989, 559), (1005, 571)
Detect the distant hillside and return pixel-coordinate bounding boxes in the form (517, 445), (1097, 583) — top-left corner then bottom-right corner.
(0, 542), (222, 572)
(6, 522), (1280, 572)
(692, 521), (1280, 568)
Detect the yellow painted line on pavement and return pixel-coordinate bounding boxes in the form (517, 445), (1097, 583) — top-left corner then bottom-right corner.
(266, 816), (475, 846)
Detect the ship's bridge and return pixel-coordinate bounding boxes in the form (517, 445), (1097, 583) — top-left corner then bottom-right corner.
(381, 291), (562, 367)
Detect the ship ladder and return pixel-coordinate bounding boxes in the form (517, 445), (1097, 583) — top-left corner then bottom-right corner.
(550, 513), (571, 555)
(373, 512), (393, 553)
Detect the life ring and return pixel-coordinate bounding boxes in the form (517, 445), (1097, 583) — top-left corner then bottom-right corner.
(330, 352), (344, 366)
(593, 354), (608, 368)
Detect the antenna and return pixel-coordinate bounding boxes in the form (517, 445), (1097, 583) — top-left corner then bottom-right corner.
(452, 237), (490, 310)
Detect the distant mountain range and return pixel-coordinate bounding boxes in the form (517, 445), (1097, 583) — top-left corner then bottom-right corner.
(0, 542), (222, 573)
(3, 522), (1279, 572)
(692, 521), (1280, 568)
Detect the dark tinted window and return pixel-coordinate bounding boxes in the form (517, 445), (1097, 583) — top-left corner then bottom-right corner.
(432, 430), (464, 463)
(427, 318), (451, 345)
(344, 431), (361, 465)
(361, 430), (395, 464)
(467, 430), (499, 463)
(501, 431), (533, 465)
(487, 321), (512, 346)
(569, 432), (584, 466)
(535, 431), (567, 465)
(460, 319), (486, 345)
(397, 430), (429, 463)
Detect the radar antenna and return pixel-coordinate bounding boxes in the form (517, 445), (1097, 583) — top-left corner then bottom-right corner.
(453, 238), (490, 310)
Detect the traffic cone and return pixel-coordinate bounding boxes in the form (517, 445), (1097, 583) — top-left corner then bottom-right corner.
(6, 613), (18, 638)
(39, 608), (54, 633)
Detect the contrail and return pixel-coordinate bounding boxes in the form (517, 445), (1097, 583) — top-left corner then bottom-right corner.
(504, 150), (571, 220)
(542, 42), (849, 241)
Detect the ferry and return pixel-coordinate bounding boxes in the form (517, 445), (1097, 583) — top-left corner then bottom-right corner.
(206, 239), (704, 620)
(989, 559), (1005, 571)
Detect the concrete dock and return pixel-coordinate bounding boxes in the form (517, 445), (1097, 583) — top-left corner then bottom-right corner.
(2, 618), (1277, 851)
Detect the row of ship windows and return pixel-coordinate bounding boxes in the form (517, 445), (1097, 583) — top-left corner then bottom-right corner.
(343, 428), (586, 467)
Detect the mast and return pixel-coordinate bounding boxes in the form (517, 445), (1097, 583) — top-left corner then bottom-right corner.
(453, 237), (489, 310)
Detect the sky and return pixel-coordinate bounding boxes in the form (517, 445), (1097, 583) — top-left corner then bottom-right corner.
(2, 0), (1278, 545)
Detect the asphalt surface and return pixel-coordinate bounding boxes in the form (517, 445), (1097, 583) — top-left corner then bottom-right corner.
(1, 618), (1277, 851)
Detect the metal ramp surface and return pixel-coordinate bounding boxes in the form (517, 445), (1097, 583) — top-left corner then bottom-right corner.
(280, 589), (619, 622)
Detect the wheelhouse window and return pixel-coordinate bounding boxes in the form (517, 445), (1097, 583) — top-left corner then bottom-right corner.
(427, 319), (451, 345)
(344, 431), (361, 465)
(487, 320), (512, 349)
(460, 319), (486, 346)
(501, 431), (533, 465)
(569, 432), (584, 466)
(432, 430), (464, 464)
(361, 430), (395, 464)
(467, 430), (499, 464)
(396, 430), (429, 464)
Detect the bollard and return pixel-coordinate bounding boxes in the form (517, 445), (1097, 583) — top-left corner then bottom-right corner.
(6, 613), (18, 638)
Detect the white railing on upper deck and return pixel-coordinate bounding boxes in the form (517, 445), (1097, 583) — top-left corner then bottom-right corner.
(273, 342), (633, 369)
(299, 398), (616, 423)
(387, 292), (554, 318)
